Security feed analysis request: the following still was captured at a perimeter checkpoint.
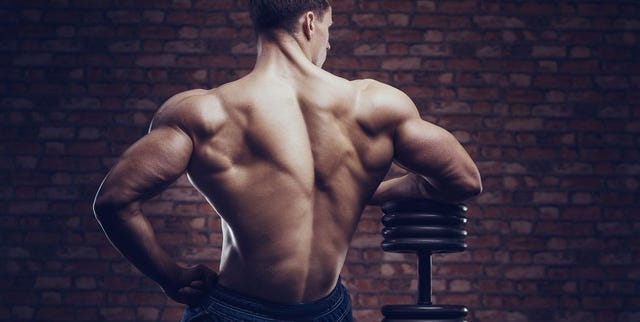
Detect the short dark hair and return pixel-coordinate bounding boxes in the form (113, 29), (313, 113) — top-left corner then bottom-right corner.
(248, 0), (331, 33)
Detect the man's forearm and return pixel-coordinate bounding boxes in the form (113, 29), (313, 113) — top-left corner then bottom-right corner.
(94, 205), (180, 287)
(371, 173), (478, 205)
(370, 173), (426, 205)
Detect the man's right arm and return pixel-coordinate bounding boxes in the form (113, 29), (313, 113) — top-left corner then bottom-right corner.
(369, 83), (482, 204)
(93, 90), (217, 305)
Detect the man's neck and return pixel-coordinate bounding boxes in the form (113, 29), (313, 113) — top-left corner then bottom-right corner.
(253, 32), (319, 80)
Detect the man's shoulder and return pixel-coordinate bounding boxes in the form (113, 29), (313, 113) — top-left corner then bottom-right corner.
(350, 78), (380, 91)
(350, 79), (417, 117)
(150, 88), (226, 133)
(351, 79), (413, 104)
(157, 88), (220, 114)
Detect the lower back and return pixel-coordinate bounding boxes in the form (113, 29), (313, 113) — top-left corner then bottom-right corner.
(209, 178), (363, 303)
(216, 211), (349, 303)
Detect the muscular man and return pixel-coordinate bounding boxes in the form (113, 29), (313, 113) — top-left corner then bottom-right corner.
(93, 1), (482, 321)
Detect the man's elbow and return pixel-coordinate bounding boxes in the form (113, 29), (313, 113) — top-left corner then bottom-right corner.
(418, 174), (482, 203)
(93, 193), (114, 222)
(436, 175), (482, 203)
(464, 176), (483, 198)
(92, 190), (130, 223)
(455, 174), (483, 201)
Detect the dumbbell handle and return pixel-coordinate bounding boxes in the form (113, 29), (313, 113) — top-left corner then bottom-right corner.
(418, 251), (432, 305)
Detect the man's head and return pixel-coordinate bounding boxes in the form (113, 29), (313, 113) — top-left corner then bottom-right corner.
(249, 0), (331, 33)
(249, 0), (333, 67)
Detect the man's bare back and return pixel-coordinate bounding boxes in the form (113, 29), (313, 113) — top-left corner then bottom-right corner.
(170, 64), (420, 301)
(93, 1), (481, 316)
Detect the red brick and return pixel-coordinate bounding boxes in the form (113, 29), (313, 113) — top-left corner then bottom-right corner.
(439, 0), (477, 13)
(352, 309), (382, 322)
(457, 87), (499, 100)
(412, 15), (451, 28)
(135, 54), (177, 67)
(99, 307), (136, 321)
(351, 44), (383, 56)
(409, 44), (451, 56)
(351, 14), (387, 27)
(34, 307), (77, 321)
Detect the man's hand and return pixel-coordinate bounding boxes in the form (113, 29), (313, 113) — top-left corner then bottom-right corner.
(161, 264), (218, 306)
(370, 172), (432, 205)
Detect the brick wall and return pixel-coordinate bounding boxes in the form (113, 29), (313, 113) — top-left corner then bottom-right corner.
(1, 1), (639, 321)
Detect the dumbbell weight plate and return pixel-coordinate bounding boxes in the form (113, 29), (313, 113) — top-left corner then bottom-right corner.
(382, 304), (468, 320)
(382, 226), (467, 239)
(382, 199), (467, 216)
(382, 213), (467, 227)
(381, 238), (467, 253)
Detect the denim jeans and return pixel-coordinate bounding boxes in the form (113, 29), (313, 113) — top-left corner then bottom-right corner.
(180, 281), (353, 322)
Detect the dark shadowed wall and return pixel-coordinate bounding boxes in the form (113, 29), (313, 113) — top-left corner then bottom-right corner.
(1, 1), (639, 321)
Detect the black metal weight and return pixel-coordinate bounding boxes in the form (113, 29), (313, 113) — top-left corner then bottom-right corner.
(380, 199), (470, 322)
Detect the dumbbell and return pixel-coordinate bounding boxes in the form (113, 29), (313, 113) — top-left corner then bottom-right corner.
(380, 199), (469, 322)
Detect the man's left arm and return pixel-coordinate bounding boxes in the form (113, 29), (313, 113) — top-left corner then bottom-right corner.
(93, 104), (216, 305)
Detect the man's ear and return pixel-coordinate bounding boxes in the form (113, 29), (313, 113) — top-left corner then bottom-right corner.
(302, 11), (315, 40)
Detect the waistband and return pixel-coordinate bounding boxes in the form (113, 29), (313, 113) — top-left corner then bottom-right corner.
(202, 279), (349, 318)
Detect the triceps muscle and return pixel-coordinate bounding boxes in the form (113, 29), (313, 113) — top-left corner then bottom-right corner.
(96, 125), (194, 211)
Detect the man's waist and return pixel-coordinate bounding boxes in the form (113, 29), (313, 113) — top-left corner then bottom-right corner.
(201, 278), (348, 317)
